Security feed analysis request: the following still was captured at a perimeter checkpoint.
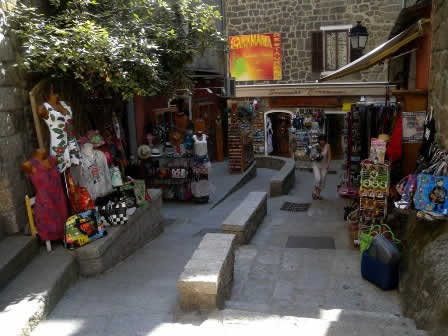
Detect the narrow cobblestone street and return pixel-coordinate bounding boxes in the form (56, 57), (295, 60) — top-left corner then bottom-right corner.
(31, 162), (414, 336)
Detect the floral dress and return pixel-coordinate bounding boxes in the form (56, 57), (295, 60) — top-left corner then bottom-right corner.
(43, 101), (81, 173)
(27, 157), (68, 241)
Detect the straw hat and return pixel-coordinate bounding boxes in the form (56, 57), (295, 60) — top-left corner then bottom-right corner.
(137, 145), (152, 160)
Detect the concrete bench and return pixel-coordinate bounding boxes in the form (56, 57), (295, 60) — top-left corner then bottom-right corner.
(256, 156), (296, 197)
(221, 191), (267, 245)
(70, 189), (164, 277)
(177, 233), (236, 312)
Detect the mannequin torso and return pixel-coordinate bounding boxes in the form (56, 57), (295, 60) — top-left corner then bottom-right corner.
(22, 149), (53, 175)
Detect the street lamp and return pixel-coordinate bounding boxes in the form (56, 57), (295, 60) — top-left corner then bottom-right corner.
(349, 21), (369, 50)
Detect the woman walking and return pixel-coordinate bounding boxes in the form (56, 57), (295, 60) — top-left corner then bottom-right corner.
(312, 135), (332, 200)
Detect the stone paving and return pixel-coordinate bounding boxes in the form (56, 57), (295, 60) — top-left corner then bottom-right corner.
(31, 163), (276, 336)
(31, 160), (408, 336)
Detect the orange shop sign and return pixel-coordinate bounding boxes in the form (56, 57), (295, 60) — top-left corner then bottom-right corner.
(229, 33), (282, 81)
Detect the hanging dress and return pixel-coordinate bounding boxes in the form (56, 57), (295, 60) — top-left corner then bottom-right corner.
(27, 157), (68, 240)
(43, 101), (81, 173)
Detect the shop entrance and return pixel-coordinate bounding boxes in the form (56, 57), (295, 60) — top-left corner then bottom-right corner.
(265, 110), (293, 157)
(325, 113), (345, 160)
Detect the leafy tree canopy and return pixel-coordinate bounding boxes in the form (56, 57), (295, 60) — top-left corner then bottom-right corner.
(8, 0), (223, 99)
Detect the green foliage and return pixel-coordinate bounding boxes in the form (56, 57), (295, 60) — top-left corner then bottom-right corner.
(8, 0), (223, 99)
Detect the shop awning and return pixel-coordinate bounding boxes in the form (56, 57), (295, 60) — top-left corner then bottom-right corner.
(319, 19), (429, 82)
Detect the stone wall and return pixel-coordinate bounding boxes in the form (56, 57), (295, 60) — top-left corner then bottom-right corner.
(399, 212), (448, 334)
(225, 0), (402, 84)
(430, 0), (448, 150)
(0, 1), (34, 235)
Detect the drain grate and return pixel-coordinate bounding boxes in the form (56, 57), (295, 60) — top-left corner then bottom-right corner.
(193, 228), (222, 237)
(281, 202), (311, 212)
(286, 236), (335, 249)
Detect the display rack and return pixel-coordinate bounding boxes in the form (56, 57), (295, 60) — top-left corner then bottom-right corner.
(358, 160), (390, 229)
(339, 106), (360, 198)
(143, 156), (194, 201)
(228, 105), (255, 174)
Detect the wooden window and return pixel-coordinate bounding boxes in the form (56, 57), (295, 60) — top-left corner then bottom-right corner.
(324, 30), (350, 72)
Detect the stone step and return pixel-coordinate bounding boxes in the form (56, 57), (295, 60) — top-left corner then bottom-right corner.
(217, 309), (427, 336)
(0, 246), (78, 336)
(0, 236), (39, 290)
(225, 300), (417, 330)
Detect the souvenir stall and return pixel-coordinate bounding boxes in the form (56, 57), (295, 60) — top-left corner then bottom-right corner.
(140, 105), (212, 203)
(228, 104), (255, 174)
(340, 91), (435, 290)
(26, 80), (151, 251)
(292, 108), (326, 163)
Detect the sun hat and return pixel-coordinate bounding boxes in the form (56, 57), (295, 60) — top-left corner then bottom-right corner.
(137, 145), (152, 160)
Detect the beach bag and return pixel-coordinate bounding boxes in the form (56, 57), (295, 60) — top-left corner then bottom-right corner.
(414, 174), (448, 215)
(63, 209), (107, 249)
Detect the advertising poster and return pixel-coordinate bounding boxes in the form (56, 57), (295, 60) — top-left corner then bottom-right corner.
(229, 33), (282, 81)
(402, 111), (425, 144)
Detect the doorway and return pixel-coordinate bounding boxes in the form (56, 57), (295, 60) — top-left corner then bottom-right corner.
(265, 110), (293, 157)
(325, 113), (345, 160)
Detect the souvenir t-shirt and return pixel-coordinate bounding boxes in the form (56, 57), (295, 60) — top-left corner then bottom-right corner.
(71, 150), (113, 200)
(43, 101), (81, 173)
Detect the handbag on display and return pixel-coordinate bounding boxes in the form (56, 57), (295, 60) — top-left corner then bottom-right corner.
(99, 201), (128, 226)
(414, 174), (448, 215)
(66, 171), (95, 213)
(64, 209), (107, 249)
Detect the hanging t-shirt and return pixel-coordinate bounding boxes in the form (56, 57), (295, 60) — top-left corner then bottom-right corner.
(71, 150), (113, 200)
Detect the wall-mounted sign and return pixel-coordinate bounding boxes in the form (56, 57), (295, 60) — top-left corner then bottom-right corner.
(229, 33), (282, 81)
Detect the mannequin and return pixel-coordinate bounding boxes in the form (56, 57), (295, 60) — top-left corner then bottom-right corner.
(191, 131), (210, 203)
(71, 143), (113, 200)
(193, 131), (208, 157)
(22, 149), (69, 247)
(39, 92), (80, 173)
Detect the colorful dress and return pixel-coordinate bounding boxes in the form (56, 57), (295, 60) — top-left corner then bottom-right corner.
(27, 157), (68, 241)
(43, 101), (81, 173)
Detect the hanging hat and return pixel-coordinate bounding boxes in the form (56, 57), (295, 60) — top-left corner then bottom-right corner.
(378, 134), (390, 142)
(137, 145), (152, 160)
(151, 148), (161, 157)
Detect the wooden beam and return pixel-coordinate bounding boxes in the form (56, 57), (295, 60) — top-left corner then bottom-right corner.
(269, 96), (341, 108)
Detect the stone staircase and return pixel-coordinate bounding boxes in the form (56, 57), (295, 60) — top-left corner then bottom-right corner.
(219, 245), (427, 336)
(0, 236), (77, 336)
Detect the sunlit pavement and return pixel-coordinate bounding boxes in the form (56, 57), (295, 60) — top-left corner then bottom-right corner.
(31, 161), (421, 336)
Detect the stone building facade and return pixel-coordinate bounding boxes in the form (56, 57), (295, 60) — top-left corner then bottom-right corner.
(225, 0), (402, 84)
(0, 1), (35, 237)
(430, 0), (448, 150)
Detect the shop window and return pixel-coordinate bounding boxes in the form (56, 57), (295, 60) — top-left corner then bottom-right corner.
(312, 25), (352, 74)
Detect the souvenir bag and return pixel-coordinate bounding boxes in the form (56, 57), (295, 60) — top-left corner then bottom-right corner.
(105, 201), (128, 225)
(64, 209), (106, 249)
(66, 170), (95, 213)
(132, 179), (147, 207)
(117, 183), (137, 208)
(414, 174), (448, 215)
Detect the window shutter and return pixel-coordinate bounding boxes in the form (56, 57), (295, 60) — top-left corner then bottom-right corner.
(312, 31), (323, 72)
